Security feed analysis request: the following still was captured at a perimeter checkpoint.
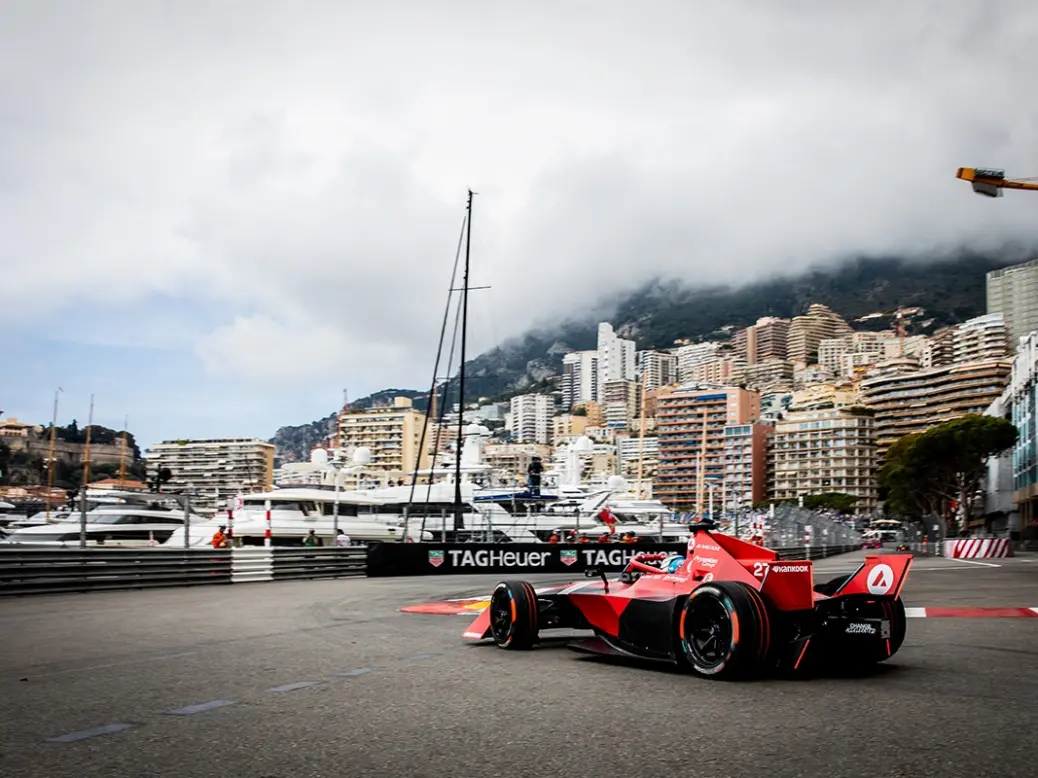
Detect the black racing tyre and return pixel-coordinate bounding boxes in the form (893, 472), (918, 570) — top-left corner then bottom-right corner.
(488, 580), (539, 650)
(678, 581), (772, 679)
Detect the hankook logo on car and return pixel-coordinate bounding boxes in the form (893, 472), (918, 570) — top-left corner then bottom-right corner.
(770, 564), (810, 573)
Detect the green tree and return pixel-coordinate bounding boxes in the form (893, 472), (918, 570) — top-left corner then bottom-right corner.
(879, 414), (1017, 534)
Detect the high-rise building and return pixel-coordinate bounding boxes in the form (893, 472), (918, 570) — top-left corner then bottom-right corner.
(861, 359), (1012, 458)
(562, 350), (599, 409)
(508, 393), (554, 444)
(741, 358), (794, 392)
(675, 342), (721, 382)
(597, 323), (636, 398)
(733, 317), (790, 365)
(338, 396), (431, 475)
(616, 434), (660, 480)
(636, 350), (678, 391)
(654, 384), (761, 508)
(987, 258), (1038, 347)
(144, 438), (275, 511)
(686, 356), (745, 385)
(552, 413), (588, 444)
(930, 313), (1011, 366)
(818, 331), (894, 376)
(1009, 330), (1038, 525)
(786, 304), (853, 366)
(769, 407), (878, 514)
(723, 422), (772, 510)
(603, 379), (640, 430)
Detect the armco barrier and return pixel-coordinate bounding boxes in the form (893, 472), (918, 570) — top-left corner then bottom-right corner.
(364, 542), (863, 577)
(0, 547), (365, 597)
(0, 543), (862, 595)
(0, 548), (232, 596)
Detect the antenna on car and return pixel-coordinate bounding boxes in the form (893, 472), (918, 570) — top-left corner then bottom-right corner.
(584, 566), (609, 593)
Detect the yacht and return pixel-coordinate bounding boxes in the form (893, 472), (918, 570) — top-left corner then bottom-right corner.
(0, 498), (206, 548)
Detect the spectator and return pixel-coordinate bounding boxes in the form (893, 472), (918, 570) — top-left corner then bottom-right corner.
(335, 528), (351, 547)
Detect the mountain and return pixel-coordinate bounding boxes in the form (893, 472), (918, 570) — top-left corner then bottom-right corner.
(269, 250), (1025, 459)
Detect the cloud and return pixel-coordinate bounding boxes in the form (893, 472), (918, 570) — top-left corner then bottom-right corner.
(2, 1), (1038, 442)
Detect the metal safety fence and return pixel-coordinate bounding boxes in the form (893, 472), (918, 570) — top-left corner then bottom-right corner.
(0, 547), (366, 597)
(0, 539), (864, 596)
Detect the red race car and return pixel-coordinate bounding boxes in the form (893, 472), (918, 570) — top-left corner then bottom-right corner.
(463, 519), (912, 679)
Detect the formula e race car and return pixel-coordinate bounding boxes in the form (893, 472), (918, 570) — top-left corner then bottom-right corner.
(462, 519), (912, 679)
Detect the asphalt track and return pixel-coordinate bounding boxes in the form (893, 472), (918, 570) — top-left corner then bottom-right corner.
(1, 550), (1036, 778)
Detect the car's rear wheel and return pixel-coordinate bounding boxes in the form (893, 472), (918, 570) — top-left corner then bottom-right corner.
(678, 581), (772, 679)
(488, 580), (539, 650)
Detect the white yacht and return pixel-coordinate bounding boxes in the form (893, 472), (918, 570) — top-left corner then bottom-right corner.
(0, 499), (206, 548)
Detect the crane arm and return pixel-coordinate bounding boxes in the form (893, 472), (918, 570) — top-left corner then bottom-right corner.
(956, 167), (1038, 197)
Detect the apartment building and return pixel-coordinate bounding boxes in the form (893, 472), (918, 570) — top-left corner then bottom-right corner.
(790, 381), (861, 412)
(552, 413), (588, 444)
(338, 396), (430, 475)
(733, 317), (790, 364)
(603, 379), (640, 430)
(597, 323), (636, 397)
(508, 393), (554, 445)
(687, 356), (745, 385)
(723, 422), (771, 510)
(787, 304), (853, 366)
(818, 331), (894, 377)
(483, 443), (552, 482)
(741, 358), (794, 392)
(1009, 331), (1038, 524)
(654, 384), (761, 509)
(572, 401), (605, 427)
(675, 342), (721, 382)
(769, 407), (878, 514)
(562, 350), (598, 408)
(636, 350), (678, 391)
(987, 258), (1038, 346)
(144, 438), (275, 511)
(931, 313), (1011, 366)
(860, 359), (1013, 458)
(616, 434), (660, 479)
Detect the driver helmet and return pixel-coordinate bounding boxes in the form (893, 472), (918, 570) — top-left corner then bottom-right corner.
(663, 553), (686, 573)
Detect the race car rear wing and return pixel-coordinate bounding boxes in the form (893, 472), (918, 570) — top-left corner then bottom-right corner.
(830, 554), (912, 599)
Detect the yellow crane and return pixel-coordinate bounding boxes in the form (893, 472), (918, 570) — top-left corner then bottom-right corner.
(956, 167), (1038, 197)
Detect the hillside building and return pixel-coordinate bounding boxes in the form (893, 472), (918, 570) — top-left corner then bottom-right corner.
(338, 396), (430, 475)
(733, 317), (790, 364)
(786, 304), (853, 366)
(860, 359), (1012, 458)
(508, 393), (554, 445)
(930, 313), (1011, 366)
(987, 258), (1038, 347)
(769, 407), (878, 514)
(561, 350), (598, 408)
(654, 384), (761, 509)
(596, 323), (636, 397)
(144, 438), (275, 511)
(636, 350), (678, 391)
(723, 422), (772, 511)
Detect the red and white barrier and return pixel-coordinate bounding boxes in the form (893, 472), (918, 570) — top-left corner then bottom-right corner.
(942, 538), (1014, 559)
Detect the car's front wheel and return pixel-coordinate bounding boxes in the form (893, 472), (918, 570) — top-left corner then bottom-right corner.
(488, 580), (539, 650)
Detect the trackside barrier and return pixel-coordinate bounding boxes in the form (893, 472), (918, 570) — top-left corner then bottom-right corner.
(942, 538), (1014, 559)
(363, 542), (863, 577)
(0, 544), (860, 595)
(0, 547), (365, 597)
(0, 548), (232, 596)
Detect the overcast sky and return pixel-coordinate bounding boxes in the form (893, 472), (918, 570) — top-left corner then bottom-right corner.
(2, 1), (1037, 449)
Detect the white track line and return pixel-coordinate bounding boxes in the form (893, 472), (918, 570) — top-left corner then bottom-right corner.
(945, 558), (1002, 568)
(905, 607), (927, 618)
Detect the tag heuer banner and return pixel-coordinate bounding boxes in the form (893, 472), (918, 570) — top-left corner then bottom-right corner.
(365, 542), (688, 577)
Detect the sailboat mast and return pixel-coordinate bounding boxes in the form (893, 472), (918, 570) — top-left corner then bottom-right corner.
(453, 189), (474, 533)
